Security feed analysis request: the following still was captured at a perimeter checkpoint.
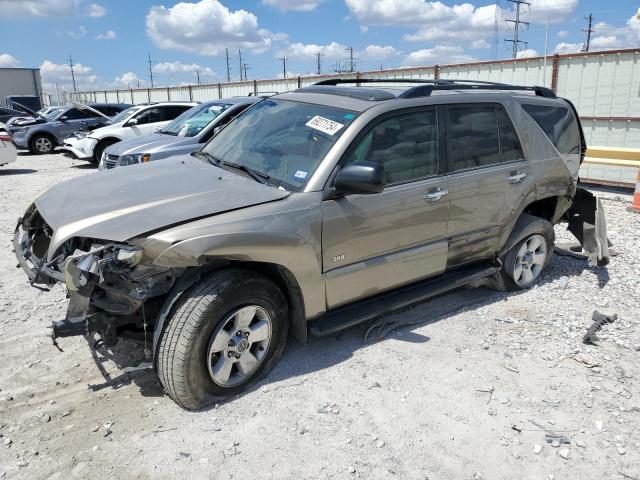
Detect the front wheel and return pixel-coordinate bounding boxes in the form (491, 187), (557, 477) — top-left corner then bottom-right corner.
(29, 134), (55, 154)
(157, 269), (288, 410)
(500, 216), (554, 290)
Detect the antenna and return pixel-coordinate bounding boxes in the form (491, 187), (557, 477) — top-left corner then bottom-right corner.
(315, 51), (323, 75)
(147, 54), (155, 88)
(68, 54), (77, 93)
(582, 14), (594, 52)
(504, 0), (530, 58)
(225, 48), (230, 83)
(279, 56), (287, 78)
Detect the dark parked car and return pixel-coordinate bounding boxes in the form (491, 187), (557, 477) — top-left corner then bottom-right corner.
(0, 107), (29, 124)
(7, 103), (130, 154)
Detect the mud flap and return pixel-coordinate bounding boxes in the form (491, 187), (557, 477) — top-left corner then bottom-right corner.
(564, 187), (610, 267)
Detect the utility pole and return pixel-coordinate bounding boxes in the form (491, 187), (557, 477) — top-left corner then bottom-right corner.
(492, 0), (501, 59)
(505, 0), (530, 58)
(238, 49), (243, 81)
(582, 13), (594, 52)
(195, 69), (200, 85)
(148, 54), (155, 88)
(68, 54), (77, 93)
(242, 63), (250, 80)
(315, 51), (323, 75)
(334, 47), (357, 73)
(279, 56), (287, 78)
(225, 48), (231, 83)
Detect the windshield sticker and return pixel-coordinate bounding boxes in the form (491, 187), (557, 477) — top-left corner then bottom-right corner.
(306, 116), (344, 136)
(343, 113), (355, 120)
(294, 170), (308, 180)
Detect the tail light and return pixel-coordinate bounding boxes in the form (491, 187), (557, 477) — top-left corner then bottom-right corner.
(0, 133), (11, 142)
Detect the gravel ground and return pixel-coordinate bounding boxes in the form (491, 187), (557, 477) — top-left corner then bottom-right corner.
(0, 153), (639, 480)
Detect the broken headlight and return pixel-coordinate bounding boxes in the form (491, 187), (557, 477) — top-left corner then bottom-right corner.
(63, 244), (144, 294)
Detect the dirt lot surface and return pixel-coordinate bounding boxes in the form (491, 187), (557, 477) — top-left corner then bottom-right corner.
(0, 153), (639, 480)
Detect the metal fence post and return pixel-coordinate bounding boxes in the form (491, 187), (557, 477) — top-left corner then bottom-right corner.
(551, 54), (560, 94)
(188, 85), (193, 101)
(147, 88), (151, 103)
(167, 87), (171, 101)
(218, 83), (222, 99)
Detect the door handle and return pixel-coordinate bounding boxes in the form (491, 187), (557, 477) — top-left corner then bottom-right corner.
(423, 189), (449, 202)
(507, 172), (527, 183)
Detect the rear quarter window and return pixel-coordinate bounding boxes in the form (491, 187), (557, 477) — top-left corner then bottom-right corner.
(522, 103), (581, 155)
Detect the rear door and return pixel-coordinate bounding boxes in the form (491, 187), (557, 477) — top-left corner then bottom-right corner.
(58, 108), (92, 139)
(322, 107), (451, 308)
(444, 104), (531, 266)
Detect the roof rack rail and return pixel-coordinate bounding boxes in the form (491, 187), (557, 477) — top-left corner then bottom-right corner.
(312, 78), (556, 99)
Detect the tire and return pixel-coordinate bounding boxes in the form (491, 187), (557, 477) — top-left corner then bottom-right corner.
(93, 139), (119, 164)
(29, 134), (55, 154)
(500, 215), (555, 290)
(157, 269), (288, 410)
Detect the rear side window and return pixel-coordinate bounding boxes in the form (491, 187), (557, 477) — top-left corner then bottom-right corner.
(135, 107), (164, 124)
(522, 104), (581, 154)
(447, 106), (500, 171)
(163, 106), (192, 121)
(64, 108), (90, 120)
(498, 109), (524, 162)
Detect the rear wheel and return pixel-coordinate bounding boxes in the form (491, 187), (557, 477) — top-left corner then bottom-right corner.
(157, 269), (288, 410)
(29, 134), (55, 154)
(500, 216), (554, 290)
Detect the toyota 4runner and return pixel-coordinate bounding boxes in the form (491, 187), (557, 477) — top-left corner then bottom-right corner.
(13, 79), (609, 409)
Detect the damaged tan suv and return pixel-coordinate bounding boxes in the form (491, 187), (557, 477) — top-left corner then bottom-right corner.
(13, 79), (608, 409)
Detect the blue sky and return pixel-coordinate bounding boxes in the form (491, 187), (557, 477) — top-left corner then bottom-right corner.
(0, 0), (638, 93)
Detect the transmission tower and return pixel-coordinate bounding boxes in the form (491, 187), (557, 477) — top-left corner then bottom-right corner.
(315, 51), (324, 75)
(505, 0), (530, 58)
(582, 14), (595, 52)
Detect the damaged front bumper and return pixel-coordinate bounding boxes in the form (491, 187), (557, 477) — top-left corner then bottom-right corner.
(13, 213), (180, 348)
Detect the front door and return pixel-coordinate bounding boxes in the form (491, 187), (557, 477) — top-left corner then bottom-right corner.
(322, 108), (450, 309)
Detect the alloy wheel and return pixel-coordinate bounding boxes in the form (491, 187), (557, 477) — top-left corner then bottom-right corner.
(512, 234), (547, 287)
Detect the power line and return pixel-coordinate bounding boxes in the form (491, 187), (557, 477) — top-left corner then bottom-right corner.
(68, 54), (77, 93)
(225, 48), (230, 83)
(505, 0), (530, 58)
(582, 13), (595, 52)
(147, 54), (155, 88)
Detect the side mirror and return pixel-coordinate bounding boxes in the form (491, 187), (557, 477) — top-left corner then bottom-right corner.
(59, 116), (68, 122)
(334, 161), (385, 195)
(125, 117), (138, 127)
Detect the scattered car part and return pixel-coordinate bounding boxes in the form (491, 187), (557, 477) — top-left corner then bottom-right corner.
(583, 311), (618, 345)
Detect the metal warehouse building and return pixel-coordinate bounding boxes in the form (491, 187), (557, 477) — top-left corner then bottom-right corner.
(0, 67), (43, 106)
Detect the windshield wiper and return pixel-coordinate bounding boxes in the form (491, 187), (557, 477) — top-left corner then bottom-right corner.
(221, 161), (270, 184)
(190, 151), (219, 165)
(160, 130), (178, 136)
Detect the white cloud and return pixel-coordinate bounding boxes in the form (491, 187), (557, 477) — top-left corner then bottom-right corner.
(516, 48), (539, 58)
(522, 0), (579, 23)
(0, 53), (20, 67)
(114, 72), (144, 87)
(360, 45), (398, 60)
(261, 0), (323, 12)
(0, 0), (106, 18)
(556, 30), (569, 38)
(403, 45), (476, 66)
(345, 0), (578, 45)
(146, 0), (285, 55)
(63, 26), (87, 39)
(471, 39), (491, 50)
(96, 30), (116, 40)
(85, 2), (106, 17)
(40, 59), (99, 91)
(553, 42), (582, 54)
(282, 41), (349, 61)
(153, 61), (215, 77)
(553, 15), (640, 54)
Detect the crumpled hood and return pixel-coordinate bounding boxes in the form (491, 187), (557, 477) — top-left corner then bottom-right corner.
(106, 133), (193, 156)
(35, 155), (290, 258)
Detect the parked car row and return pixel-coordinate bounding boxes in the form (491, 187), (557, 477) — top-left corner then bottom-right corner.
(12, 79), (609, 410)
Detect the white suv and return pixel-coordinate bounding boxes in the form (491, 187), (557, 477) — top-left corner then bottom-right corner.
(63, 102), (196, 163)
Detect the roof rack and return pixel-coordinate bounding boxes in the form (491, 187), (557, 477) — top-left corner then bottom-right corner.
(312, 78), (556, 99)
